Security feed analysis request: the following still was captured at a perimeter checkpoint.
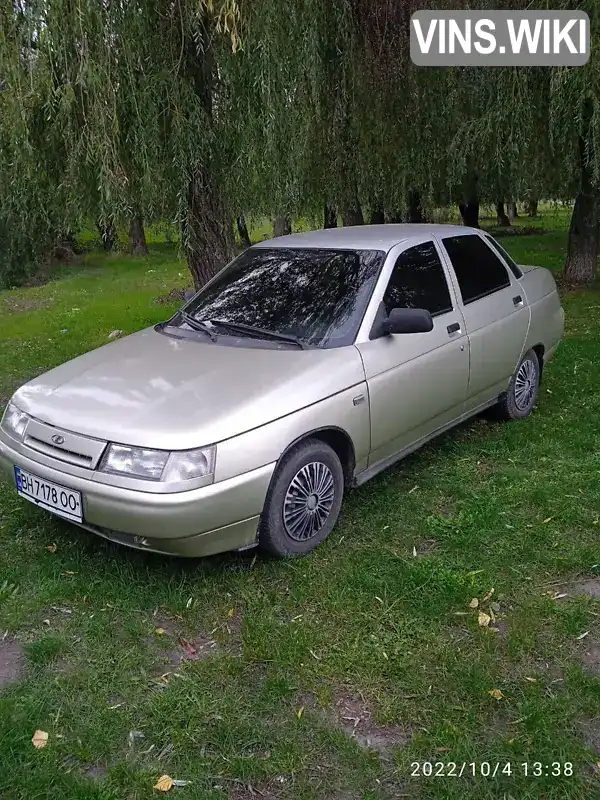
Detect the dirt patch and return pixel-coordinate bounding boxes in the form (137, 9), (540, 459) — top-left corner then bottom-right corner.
(63, 755), (109, 781)
(325, 690), (412, 756)
(84, 764), (108, 781)
(229, 782), (283, 799)
(569, 579), (600, 599)
(154, 287), (189, 306)
(0, 636), (25, 686)
(581, 646), (600, 677)
(476, 459), (495, 477)
(432, 496), (457, 518)
(581, 719), (600, 755)
(413, 537), (439, 557)
(166, 634), (219, 666)
(2, 296), (54, 314)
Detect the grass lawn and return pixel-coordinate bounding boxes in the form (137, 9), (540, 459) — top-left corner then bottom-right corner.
(2, 210), (600, 799)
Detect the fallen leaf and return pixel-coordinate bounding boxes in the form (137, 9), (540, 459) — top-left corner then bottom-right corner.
(46, 544), (57, 553)
(32, 730), (49, 749)
(155, 627), (166, 636)
(488, 688), (503, 701)
(297, 706), (304, 719)
(179, 638), (196, 657)
(436, 746), (450, 752)
(482, 588), (495, 602)
(154, 775), (174, 792)
(468, 597), (479, 609)
(227, 608), (235, 618)
(478, 611), (491, 627)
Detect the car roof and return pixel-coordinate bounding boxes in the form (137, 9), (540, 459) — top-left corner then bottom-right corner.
(254, 223), (479, 252)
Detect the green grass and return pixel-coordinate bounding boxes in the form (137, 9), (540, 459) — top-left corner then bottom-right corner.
(2, 209), (600, 799)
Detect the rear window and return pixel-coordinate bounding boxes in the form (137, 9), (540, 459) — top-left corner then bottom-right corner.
(442, 234), (511, 305)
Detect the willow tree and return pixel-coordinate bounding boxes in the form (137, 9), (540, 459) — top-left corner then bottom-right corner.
(0, 0), (245, 288)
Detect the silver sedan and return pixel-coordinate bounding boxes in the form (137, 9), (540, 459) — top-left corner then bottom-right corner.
(0, 224), (564, 557)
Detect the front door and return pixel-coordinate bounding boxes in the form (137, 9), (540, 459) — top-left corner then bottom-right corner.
(356, 239), (470, 467)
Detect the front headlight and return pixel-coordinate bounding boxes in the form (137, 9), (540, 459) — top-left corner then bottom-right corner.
(99, 443), (215, 483)
(1, 402), (30, 441)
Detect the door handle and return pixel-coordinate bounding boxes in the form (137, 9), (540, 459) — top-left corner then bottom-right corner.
(513, 295), (523, 305)
(447, 322), (461, 335)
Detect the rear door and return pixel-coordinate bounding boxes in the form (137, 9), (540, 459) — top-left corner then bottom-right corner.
(437, 233), (530, 412)
(356, 238), (470, 466)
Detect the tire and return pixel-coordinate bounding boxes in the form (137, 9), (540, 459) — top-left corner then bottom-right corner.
(259, 438), (344, 557)
(495, 349), (541, 421)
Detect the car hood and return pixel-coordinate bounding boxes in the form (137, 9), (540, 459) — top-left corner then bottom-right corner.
(13, 328), (366, 449)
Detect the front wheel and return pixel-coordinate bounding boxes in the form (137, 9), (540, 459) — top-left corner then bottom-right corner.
(259, 438), (344, 557)
(495, 349), (541, 421)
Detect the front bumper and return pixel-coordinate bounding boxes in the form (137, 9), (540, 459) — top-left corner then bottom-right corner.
(0, 434), (275, 557)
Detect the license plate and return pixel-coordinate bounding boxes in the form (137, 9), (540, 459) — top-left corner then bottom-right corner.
(14, 467), (83, 523)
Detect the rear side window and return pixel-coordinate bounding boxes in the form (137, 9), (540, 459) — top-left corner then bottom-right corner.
(384, 241), (452, 317)
(484, 235), (523, 278)
(442, 234), (511, 305)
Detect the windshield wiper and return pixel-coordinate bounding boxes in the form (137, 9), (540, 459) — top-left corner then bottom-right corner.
(206, 319), (307, 349)
(180, 311), (218, 342)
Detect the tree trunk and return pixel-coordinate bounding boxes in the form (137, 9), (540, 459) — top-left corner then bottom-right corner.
(273, 215), (292, 238)
(496, 201), (511, 226)
(563, 192), (599, 283)
(407, 190), (424, 223)
(564, 101), (598, 284)
(236, 215), (251, 248)
(186, 164), (235, 290)
(324, 204), (337, 229)
(97, 220), (117, 251)
(369, 208), (385, 224)
(460, 172), (479, 228)
(527, 198), (538, 217)
(342, 200), (364, 227)
(507, 200), (519, 220)
(458, 201), (479, 227)
(129, 214), (149, 255)
(386, 210), (403, 224)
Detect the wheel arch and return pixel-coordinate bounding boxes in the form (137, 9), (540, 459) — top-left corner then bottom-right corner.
(275, 426), (357, 488)
(530, 343), (545, 381)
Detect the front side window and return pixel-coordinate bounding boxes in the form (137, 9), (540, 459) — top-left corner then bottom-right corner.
(383, 241), (453, 317)
(180, 247), (384, 348)
(442, 234), (511, 305)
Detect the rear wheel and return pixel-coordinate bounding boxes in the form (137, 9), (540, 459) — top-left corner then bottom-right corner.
(495, 349), (540, 420)
(259, 438), (344, 557)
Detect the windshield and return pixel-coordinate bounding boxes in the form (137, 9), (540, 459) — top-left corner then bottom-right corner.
(180, 247), (385, 348)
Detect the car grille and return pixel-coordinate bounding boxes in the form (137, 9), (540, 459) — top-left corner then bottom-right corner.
(23, 418), (107, 469)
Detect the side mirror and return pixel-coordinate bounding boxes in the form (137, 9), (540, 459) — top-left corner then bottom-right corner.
(381, 307), (434, 335)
